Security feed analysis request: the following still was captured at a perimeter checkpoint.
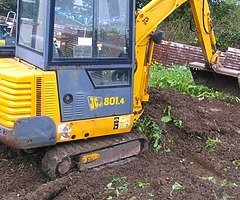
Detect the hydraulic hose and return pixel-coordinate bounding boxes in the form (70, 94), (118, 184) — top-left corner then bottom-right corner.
(202, 0), (210, 34)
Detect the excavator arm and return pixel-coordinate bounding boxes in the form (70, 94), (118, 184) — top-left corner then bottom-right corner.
(133, 0), (221, 115)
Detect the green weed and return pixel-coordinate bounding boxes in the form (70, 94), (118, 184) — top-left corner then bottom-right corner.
(161, 143), (171, 154)
(201, 176), (217, 184)
(148, 192), (154, 197)
(134, 116), (163, 152)
(135, 179), (150, 189)
(105, 177), (129, 198)
(200, 176), (237, 189)
(161, 105), (173, 123)
(174, 119), (183, 128)
(170, 181), (183, 196)
(150, 64), (237, 102)
(205, 137), (221, 152)
(221, 196), (228, 200)
(220, 179), (238, 188)
(161, 105), (183, 128)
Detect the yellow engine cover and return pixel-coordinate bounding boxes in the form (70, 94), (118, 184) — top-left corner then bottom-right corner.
(0, 58), (60, 128)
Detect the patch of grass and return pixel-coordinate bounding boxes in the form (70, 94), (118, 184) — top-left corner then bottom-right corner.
(200, 176), (237, 189)
(150, 63), (238, 102)
(135, 179), (150, 189)
(201, 176), (217, 184)
(205, 137), (221, 152)
(105, 177), (153, 199)
(134, 116), (163, 152)
(220, 179), (238, 188)
(105, 177), (129, 198)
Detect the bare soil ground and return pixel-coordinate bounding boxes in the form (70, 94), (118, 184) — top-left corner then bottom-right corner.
(0, 87), (240, 200)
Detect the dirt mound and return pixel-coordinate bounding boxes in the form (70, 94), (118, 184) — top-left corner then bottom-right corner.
(0, 87), (240, 199)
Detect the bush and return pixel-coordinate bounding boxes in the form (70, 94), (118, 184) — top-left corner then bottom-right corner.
(0, 0), (16, 16)
(159, 1), (240, 50)
(137, 0), (240, 50)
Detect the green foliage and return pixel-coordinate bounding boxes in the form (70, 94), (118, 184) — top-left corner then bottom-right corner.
(200, 176), (237, 188)
(205, 137), (221, 152)
(161, 105), (183, 129)
(213, 7), (240, 50)
(105, 177), (129, 198)
(159, 1), (240, 50)
(0, 0), (16, 15)
(150, 64), (236, 101)
(135, 179), (150, 189)
(134, 116), (163, 152)
(174, 119), (182, 128)
(161, 105), (173, 123)
(170, 181), (183, 196)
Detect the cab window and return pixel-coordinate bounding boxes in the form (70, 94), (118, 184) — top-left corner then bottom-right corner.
(53, 0), (131, 60)
(18, 0), (45, 52)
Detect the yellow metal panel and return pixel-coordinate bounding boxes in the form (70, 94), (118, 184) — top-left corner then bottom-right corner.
(189, 0), (219, 64)
(136, 0), (187, 45)
(0, 92), (31, 101)
(42, 72), (61, 123)
(0, 39), (5, 46)
(0, 97), (31, 107)
(0, 118), (14, 128)
(56, 114), (134, 143)
(134, 0), (187, 115)
(0, 58), (41, 127)
(0, 105), (31, 114)
(0, 58), (61, 128)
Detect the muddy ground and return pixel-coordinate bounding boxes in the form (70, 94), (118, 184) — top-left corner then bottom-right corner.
(0, 87), (240, 200)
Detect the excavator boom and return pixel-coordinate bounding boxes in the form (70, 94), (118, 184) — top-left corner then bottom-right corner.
(134, 0), (223, 114)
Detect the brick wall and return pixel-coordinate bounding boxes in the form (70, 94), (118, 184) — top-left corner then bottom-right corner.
(153, 40), (240, 70)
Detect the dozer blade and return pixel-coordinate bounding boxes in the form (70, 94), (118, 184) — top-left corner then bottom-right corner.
(189, 62), (240, 96)
(41, 131), (148, 180)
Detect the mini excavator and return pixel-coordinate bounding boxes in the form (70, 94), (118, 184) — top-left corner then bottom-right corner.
(0, 0), (230, 179)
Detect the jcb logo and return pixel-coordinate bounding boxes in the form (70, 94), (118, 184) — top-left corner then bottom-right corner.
(142, 17), (149, 25)
(88, 96), (103, 110)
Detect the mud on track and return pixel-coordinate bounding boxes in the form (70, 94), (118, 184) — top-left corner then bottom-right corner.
(0, 87), (240, 200)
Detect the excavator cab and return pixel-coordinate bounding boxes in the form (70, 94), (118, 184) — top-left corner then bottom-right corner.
(17, 0), (133, 67)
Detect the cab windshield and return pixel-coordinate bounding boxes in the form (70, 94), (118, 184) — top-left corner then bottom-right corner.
(53, 0), (131, 60)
